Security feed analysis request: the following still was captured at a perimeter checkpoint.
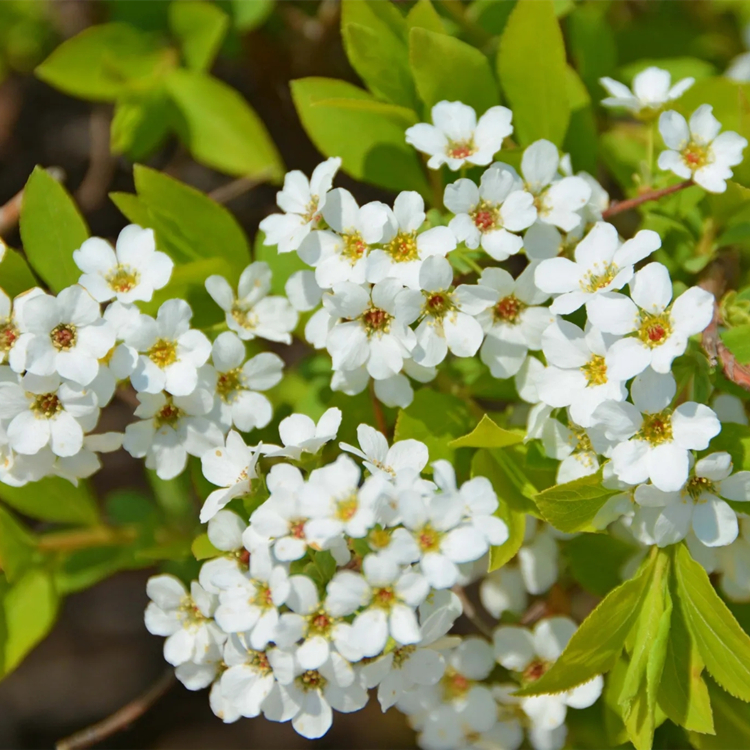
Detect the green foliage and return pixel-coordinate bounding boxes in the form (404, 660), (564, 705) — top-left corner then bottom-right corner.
(409, 28), (499, 113)
(169, 0), (229, 72)
(0, 506), (36, 583)
(110, 91), (175, 160)
(0, 247), (37, 298)
(19, 166), (89, 292)
(406, 0), (445, 35)
(563, 534), (637, 597)
(689, 679), (750, 749)
(534, 469), (619, 533)
(192, 533), (221, 561)
(291, 77), (429, 197)
(450, 414), (523, 450)
(0, 477), (99, 526)
(497, 0), (570, 146)
(721, 324), (750, 364)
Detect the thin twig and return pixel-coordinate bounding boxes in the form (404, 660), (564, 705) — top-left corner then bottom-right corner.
(453, 585), (494, 638)
(601, 179), (693, 220)
(519, 599), (549, 627)
(208, 173), (271, 205)
(55, 669), (176, 750)
(0, 167), (65, 237)
(369, 379), (389, 438)
(76, 106), (117, 213)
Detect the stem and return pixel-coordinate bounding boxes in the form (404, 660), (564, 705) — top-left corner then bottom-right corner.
(55, 669), (175, 750)
(38, 525), (138, 553)
(601, 179), (693, 220)
(369, 379), (388, 438)
(208, 172), (272, 204)
(453, 585), (494, 638)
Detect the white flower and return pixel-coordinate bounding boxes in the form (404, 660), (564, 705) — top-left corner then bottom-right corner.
(298, 188), (389, 289)
(73, 224), (173, 303)
(493, 618), (603, 732)
(658, 104), (748, 193)
(15, 285), (115, 386)
(0, 372), (98, 457)
(126, 299), (211, 396)
(635, 452), (750, 548)
(265, 646), (368, 740)
(405, 100), (513, 171)
(206, 262), (298, 343)
(366, 191), (456, 290)
(497, 140), (592, 232)
(539, 416), (613, 483)
(53, 431), (123, 486)
(587, 261), (714, 379)
(261, 407), (341, 460)
(444, 168), (536, 261)
(202, 332), (283, 432)
(323, 279), (415, 379)
(475, 265), (553, 379)
(340, 423), (429, 479)
(727, 52), (750, 82)
(537, 320), (627, 428)
(1, 287), (44, 367)
(534, 222), (661, 315)
(199, 430), (261, 522)
(285, 270), (322, 312)
(396, 256), (495, 367)
(479, 565), (528, 619)
(600, 66), (694, 115)
(144, 574), (226, 666)
(592, 368), (721, 492)
(218, 636), (278, 718)
(123, 388), (222, 480)
(259, 157), (341, 253)
(326, 554), (429, 657)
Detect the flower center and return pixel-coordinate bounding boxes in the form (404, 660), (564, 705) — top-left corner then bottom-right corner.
(148, 338), (178, 368)
(297, 669), (327, 691)
(368, 527), (391, 550)
(216, 367), (244, 402)
(302, 197), (320, 225)
(253, 584), (274, 608)
(336, 495), (359, 522)
(493, 295), (525, 324)
(249, 650), (271, 673)
(682, 142), (710, 170)
(289, 519), (307, 540)
(392, 645), (417, 668)
(417, 524), (441, 552)
(442, 669), (472, 700)
(178, 596), (207, 625)
(343, 231), (368, 262)
(385, 231), (419, 263)
(0, 319), (18, 353)
(572, 428), (593, 456)
(581, 354), (608, 386)
(685, 475), (716, 502)
(372, 586), (396, 609)
(580, 262), (619, 293)
(523, 658), (549, 683)
(362, 307), (391, 336)
(231, 305), (258, 331)
(51, 323), (77, 351)
(470, 200), (500, 233)
(106, 264), (140, 293)
(309, 611), (334, 636)
(637, 312), (672, 348)
(155, 399), (184, 429)
(640, 411), (673, 445)
(447, 139), (476, 160)
(32, 392), (62, 419)
(423, 291), (455, 319)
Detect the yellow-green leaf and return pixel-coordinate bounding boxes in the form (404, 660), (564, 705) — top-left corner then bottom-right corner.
(450, 414), (523, 449)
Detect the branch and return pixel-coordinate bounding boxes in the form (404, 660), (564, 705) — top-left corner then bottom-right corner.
(55, 669), (176, 750)
(453, 585), (494, 638)
(208, 171), (273, 205)
(602, 179), (693, 220)
(37, 525), (138, 553)
(0, 167), (65, 237)
(75, 107), (116, 213)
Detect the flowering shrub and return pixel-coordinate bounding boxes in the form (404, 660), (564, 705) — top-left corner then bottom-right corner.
(5, 1), (750, 749)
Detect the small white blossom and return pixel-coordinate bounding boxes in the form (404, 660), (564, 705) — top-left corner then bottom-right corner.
(340, 423), (429, 479)
(261, 407), (341, 460)
(600, 66), (694, 116)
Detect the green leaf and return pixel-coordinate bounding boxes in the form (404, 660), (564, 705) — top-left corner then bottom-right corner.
(517, 556), (654, 696)
(406, 0), (445, 34)
(35, 23), (168, 102)
(53, 546), (145, 595)
(229, 0), (273, 31)
(19, 166), (88, 292)
(1, 568), (59, 677)
(674, 543), (750, 702)
(472, 450), (525, 571)
(0, 476), (99, 526)
(619, 552), (671, 750)
(341, 0), (408, 43)
(567, 2), (616, 97)
(689, 678), (750, 749)
(0, 246), (37, 298)
(707, 423), (750, 471)
(169, 0), (229, 72)
(110, 91), (175, 161)
(291, 77), (428, 197)
(0, 506), (36, 583)
(658, 575), (714, 735)
(564, 65), (597, 174)
(450, 414), (523, 450)
(534, 469), (619, 533)
(166, 69), (283, 181)
(147, 468), (195, 522)
(394, 389), (472, 465)
(128, 165), (251, 277)
(409, 27), (499, 113)
(488, 446), (539, 514)
(563, 533), (637, 597)
(721, 325), (750, 365)
(192, 533), (221, 561)
(604, 655), (631, 747)
(496, 0), (570, 146)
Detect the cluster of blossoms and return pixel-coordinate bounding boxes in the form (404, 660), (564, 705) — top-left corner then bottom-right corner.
(5, 61), (750, 747)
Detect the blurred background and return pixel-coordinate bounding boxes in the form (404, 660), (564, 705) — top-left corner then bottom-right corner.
(0, 1), (749, 748)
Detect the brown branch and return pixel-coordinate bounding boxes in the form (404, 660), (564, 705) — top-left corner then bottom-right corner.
(453, 585), (494, 638)
(0, 167), (65, 237)
(369, 379), (389, 438)
(602, 179), (693, 220)
(208, 172), (272, 205)
(55, 669), (176, 750)
(76, 107), (117, 213)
